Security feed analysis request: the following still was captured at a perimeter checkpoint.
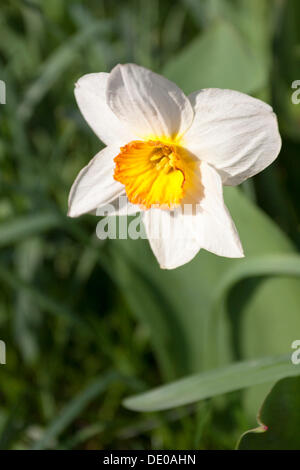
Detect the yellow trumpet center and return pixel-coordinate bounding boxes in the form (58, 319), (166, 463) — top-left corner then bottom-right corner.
(114, 140), (197, 209)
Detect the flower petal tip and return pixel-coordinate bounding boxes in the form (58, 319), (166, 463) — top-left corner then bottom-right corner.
(67, 200), (83, 218)
(67, 206), (77, 218)
(233, 246), (245, 259)
(227, 241), (244, 259)
(159, 264), (171, 270)
(158, 261), (188, 270)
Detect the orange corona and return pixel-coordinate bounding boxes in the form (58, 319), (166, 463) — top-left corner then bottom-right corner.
(114, 140), (197, 209)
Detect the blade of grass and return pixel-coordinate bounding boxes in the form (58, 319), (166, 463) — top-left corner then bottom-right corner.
(0, 401), (26, 450)
(18, 20), (110, 121)
(0, 212), (62, 248)
(32, 371), (118, 450)
(0, 265), (85, 327)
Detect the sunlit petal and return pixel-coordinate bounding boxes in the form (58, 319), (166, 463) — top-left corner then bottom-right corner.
(106, 64), (194, 140)
(184, 88), (281, 185)
(68, 145), (124, 218)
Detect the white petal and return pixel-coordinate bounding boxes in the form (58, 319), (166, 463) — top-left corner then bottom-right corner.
(106, 64), (194, 140)
(184, 88), (281, 185)
(142, 208), (201, 270)
(68, 145), (124, 218)
(75, 73), (135, 146)
(193, 162), (244, 258)
(104, 196), (142, 216)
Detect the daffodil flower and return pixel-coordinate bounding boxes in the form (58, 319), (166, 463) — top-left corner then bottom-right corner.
(68, 64), (281, 269)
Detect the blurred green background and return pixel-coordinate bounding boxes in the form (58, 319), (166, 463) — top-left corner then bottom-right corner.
(0, 0), (300, 450)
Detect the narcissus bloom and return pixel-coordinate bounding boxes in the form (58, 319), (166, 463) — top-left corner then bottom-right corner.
(68, 64), (281, 269)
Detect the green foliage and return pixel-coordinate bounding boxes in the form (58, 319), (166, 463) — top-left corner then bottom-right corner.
(164, 19), (267, 95)
(0, 0), (299, 450)
(124, 355), (300, 412)
(238, 376), (300, 450)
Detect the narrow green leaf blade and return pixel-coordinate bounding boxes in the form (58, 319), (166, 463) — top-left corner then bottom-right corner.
(0, 212), (61, 248)
(124, 355), (300, 412)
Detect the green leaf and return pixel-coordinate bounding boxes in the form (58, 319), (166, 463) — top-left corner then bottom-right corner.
(108, 245), (188, 381)
(163, 19), (267, 95)
(0, 401), (26, 450)
(237, 376), (300, 450)
(272, 0), (300, 141)
(13, 238), (44, 364)
(32, 371), (118, 450)
(0, 265), (84, 326)
(0, 212), (62, 248)
(213, 253), (300, 307)
(18, 20), (110, 121)
(123, 355), (300, 412)
(113, 186), (300, 382)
